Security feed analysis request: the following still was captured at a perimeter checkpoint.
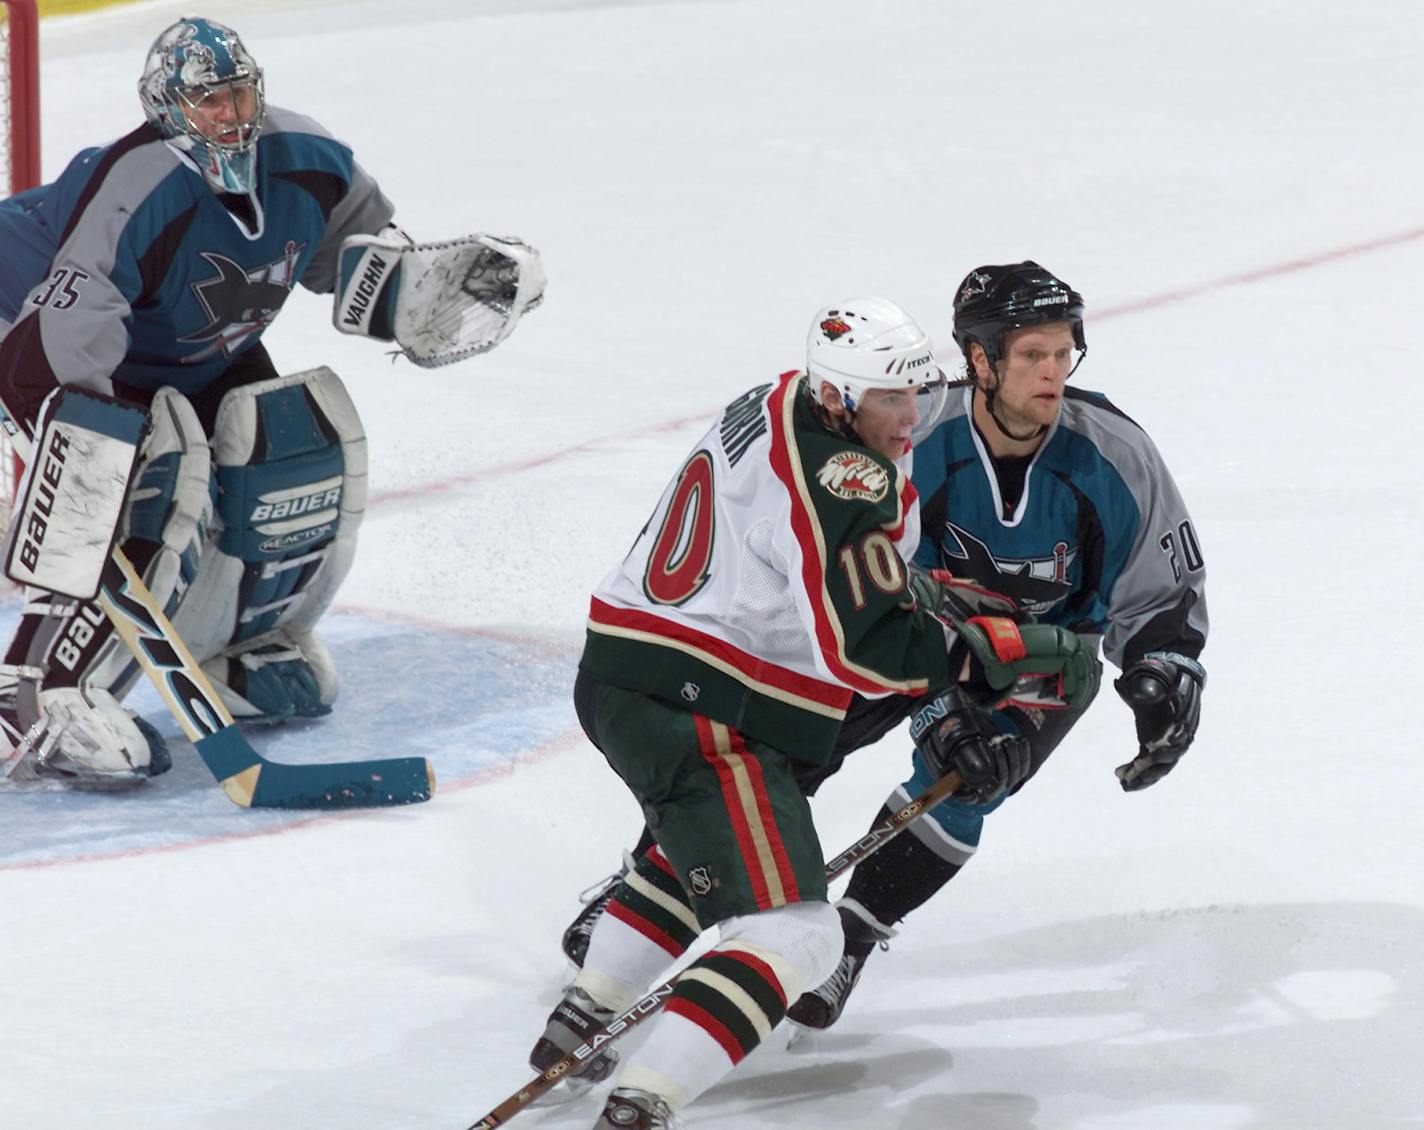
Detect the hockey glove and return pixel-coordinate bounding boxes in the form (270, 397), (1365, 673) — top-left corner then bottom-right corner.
(334, 230), (545, 366)
(953, 616), (1101, 711)
(1113, 651), (1205, 791)
(906, 567), (1021, 627)
(908, 686), (1032, 805)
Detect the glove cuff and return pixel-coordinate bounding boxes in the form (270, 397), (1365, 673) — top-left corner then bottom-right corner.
(1143, 650), (1206, 686)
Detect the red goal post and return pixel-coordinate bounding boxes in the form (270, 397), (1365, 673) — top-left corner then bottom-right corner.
(1, 0), (40, 514)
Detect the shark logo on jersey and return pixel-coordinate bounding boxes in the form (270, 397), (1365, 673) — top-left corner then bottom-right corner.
(940, 521), (1075, 615)
(178, 242), (305, 362)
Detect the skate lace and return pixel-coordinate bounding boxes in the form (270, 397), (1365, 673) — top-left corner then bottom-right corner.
(571, 853), (637, 944)
(814, 952), (860, 1004)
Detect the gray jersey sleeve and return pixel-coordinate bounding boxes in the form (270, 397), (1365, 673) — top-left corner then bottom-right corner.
(255, 107), (395, 296)
(22, 140), (183, 400)
(299, 154), (394, 295)
(1068, 402), (1208, 669)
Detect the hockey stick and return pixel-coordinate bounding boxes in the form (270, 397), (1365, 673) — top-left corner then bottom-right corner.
(464, 768), (964, 1129)
(1, 410), (434, 809)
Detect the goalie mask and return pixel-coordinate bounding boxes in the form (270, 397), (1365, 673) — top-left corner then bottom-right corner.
(807, 296), (946, 417)
(139, 17), (265, 194)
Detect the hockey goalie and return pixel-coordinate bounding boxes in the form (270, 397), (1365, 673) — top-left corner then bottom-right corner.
(0, 17), (545, 788)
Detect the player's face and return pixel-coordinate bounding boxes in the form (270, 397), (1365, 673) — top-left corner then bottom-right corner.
(852, 387), (922, 460)
(989, 323), (1077, 428)
(179, 78), (262, 148)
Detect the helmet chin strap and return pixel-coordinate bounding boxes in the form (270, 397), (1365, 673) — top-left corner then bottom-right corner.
(808, 382), (867, 444)
(981, 376), (1046, 443)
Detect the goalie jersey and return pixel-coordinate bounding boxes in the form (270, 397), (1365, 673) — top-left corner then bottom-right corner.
(911, 383), (1207, 669)
(0, 106), (394, 430)
(581, 370), (953, 765)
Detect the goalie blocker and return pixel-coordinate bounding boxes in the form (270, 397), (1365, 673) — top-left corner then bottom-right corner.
(333, 228), (546, 367)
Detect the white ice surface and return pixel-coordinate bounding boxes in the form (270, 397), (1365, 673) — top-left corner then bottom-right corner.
(3, 2), (1423, 1128)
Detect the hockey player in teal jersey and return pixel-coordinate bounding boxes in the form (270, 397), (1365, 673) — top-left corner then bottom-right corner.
(526, 297), (1100, 1128)
(786, 261), (1208, 1029)
(0, 17), (543, 787)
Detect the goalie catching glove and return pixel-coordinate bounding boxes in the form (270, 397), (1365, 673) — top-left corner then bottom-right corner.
(1113, 651), (1205, 791)
(909, 685), (1032, 805)
(333, 227), (546, 367)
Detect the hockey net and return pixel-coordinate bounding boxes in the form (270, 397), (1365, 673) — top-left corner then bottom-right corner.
(1, 0), (40, 527)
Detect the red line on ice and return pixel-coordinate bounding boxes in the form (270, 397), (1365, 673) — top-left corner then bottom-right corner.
(367, 225), (1424, 508)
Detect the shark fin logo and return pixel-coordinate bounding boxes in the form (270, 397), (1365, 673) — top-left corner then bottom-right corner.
(178, 242), (305, 362)
(941, 522), (1075, 615)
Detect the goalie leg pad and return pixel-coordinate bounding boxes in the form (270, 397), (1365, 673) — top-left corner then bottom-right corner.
(170, 367), (366, 723)
(0, 387), (210, 778)
(83, 387), (216, 700)
(2, 387), (148, 599)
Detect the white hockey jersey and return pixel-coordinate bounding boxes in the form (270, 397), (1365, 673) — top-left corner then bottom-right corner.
(581, 370), (953, 763)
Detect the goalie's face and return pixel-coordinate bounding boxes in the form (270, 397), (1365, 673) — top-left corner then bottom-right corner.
(176, 76), (264, 150)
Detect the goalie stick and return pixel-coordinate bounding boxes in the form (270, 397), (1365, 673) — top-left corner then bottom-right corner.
(463, 768), (964, 1130)
(0, 409), (434, 810)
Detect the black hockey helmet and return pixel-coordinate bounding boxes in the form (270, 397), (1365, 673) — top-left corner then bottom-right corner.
(951, 261), (1086, 371)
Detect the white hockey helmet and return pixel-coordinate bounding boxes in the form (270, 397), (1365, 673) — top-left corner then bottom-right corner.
(806, 297), (943, 412)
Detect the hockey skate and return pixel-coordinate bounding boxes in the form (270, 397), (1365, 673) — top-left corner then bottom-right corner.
(529, 986), (620, 1097)
(202, 630), (337, 724)
(562, 864), (628, 969)
(592, 1088), (684, 1129)
(786, 903), (892, 1030)
(0, 680), (172, 792)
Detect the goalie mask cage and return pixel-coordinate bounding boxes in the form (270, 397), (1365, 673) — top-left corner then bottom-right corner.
(1, 0), (39, 518)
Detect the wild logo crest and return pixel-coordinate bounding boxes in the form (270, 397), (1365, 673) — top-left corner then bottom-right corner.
(819, 317), (853, 340)
(817, 451), (890, 502)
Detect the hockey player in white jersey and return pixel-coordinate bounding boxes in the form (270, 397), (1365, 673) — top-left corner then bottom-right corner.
(521, 298), (1101, 1128)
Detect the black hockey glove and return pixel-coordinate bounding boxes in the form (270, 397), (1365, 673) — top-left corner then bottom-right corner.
(1113, 651), (1205, 791)
(952, 616), (1101, 711)
(908, 686), (1032, 805)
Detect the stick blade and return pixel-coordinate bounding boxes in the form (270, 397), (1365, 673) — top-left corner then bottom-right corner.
(248, 755), (435, 810)
(195, 726), (434, 810)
